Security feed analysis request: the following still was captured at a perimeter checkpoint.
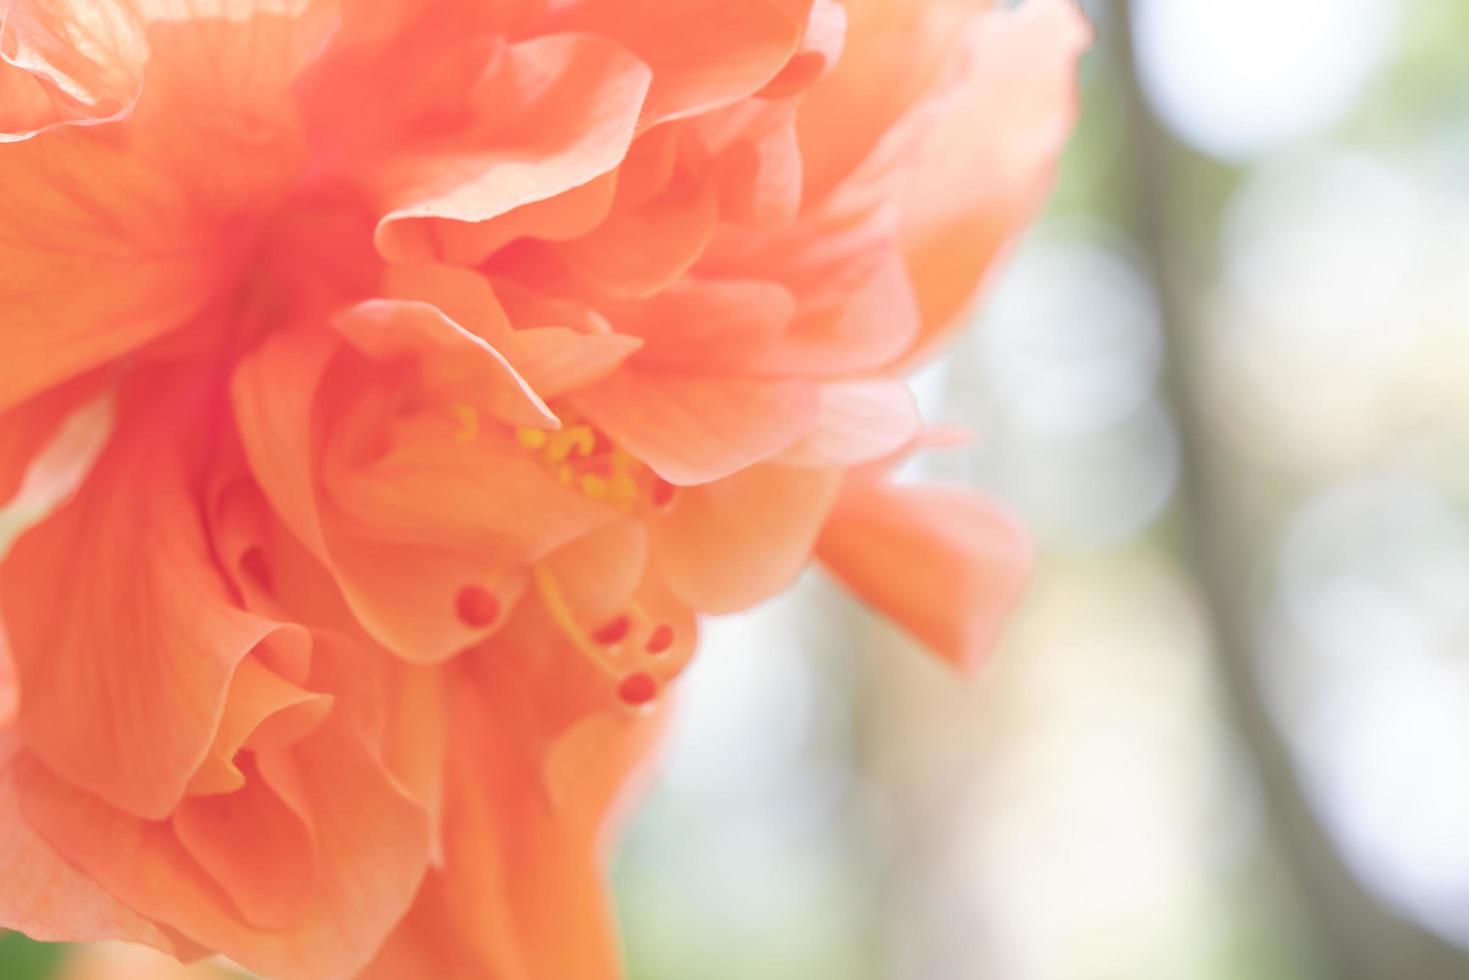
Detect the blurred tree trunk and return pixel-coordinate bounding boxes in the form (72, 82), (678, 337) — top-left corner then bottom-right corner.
(1113, 2), (1469, 977)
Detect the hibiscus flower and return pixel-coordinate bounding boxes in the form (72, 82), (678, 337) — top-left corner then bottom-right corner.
(0, 0), (1087, 977)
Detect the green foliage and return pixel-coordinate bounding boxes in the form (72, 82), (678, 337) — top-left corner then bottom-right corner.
(0, 933), (66, 980)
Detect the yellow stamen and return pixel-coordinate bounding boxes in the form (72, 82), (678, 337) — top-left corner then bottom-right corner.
(569, 426), (596, 456)
(545, 425), (595, 463)
(580, 474), (609, 500)
(608, 472), (638, 509)
(516, 427), (548, 450)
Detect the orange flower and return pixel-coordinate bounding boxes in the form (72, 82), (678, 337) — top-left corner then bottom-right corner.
(0, 0), (1086, 977)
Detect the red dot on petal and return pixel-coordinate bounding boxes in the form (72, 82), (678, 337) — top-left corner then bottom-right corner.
(455, 585), (499, 628)
(593, 614), (632, 645)
(645, 623), (674, 655)
(617, 672), (658, 707)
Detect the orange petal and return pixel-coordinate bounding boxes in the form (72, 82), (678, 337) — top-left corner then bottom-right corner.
(327, 408), (615, 561)
(575, 371), (820, 486)
(0, 2), (144, 138)
(1, 0), (334, 412)
(817, 481), (1033, 671)
(654, 464), (842, 613)
(333, 298), (557, 430)
(743, 251), (921, 376)
(756, 0), (846, 98)
(0, 737), (177, 952)
(0, 130), (215, 414)
(306, 634), (451, 864)
(773, 379), (922, 468)
(555, 173), (721, 298)
(380, 263), (518, 348)
(16, 720), (432, 980)
(382, 267), (643, 395)
(406, 171), (619, 266)
(0, 627), (15, 731)
(230, 328), (339, 562)
(898, 0), (1089, 363)
(537, 518), (650, 627)
(510, 328), (644, 400)
(552, 0), (814, 124)
(174, 755), (318, 930)
(0, 387), (113, 556)
(373, 34), (652, 262)
(0, 381), (308, 819)
(185, 656), (332, 797)
(796, 0), (975, 202)
(362, 683), (662, 980)
(235, 329), (611, 662)
(603, 277), (795, 371)
(700, 97), (804, 226)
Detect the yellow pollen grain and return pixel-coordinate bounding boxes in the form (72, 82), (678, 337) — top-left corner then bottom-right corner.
(569, 426), (596, 456)
(580, 474), (609, 500)
(607, 473), (636, 510)
(516, 427), (548, 450)
(546, 425), (596, 462)
(453, 404), (480, 444)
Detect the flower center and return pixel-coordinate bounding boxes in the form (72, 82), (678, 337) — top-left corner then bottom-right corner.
(512, 423), (678, 515)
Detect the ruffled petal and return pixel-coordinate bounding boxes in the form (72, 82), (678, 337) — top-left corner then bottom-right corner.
(0, 737), (178, 952)
(555, 169), (721, 298)
(551, 0), (814, 124)
(381, 264), (643, 397)
(898, 0), (1090, 362)
(817, 480), (1032, 671)
(16, 719), (431, 980)
(234, 326), (615, 661)
(575, 371), (820, 486)
(756, 0), (845, 99)
(174, 754), (319, 930)
(743, 252), (921, 376)
(372, 34), (653, 263)
(0, 0), (332, 413)
(185, 655), (332, 796)
(308, 637), (450, 862)
(333, 298), (557, 429)
(0, 380), (308, 819)
(362, 682), (666, 980)
(653, 463), (841, 613)
(0, 1), (145, 139)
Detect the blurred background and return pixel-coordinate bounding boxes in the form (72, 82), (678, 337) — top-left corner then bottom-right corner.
(6, 0), (1469, 977)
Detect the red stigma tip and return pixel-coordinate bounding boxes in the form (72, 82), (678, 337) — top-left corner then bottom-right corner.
(650, 478), (676, 509)
(617, 672), (658, 707)
(593, 614), (632, 645)
(455, 585), (500, 628)
(645, 623), (674, 654)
